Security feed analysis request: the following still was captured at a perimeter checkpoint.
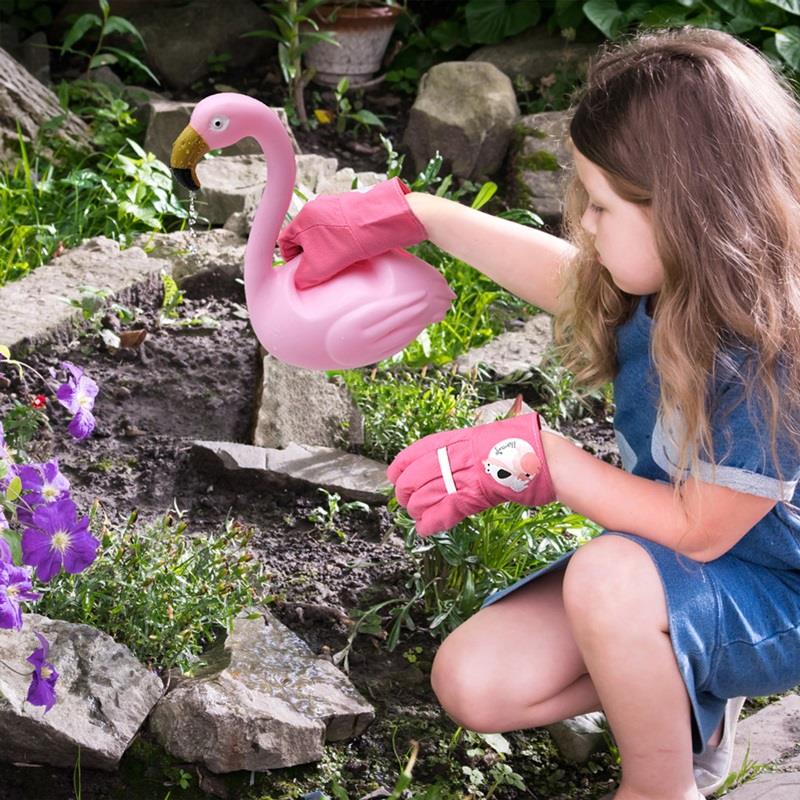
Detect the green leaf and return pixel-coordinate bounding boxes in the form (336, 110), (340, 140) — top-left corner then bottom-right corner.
(471, 181), (497, 210)
(775, 25), (800, 70)
(5, 476), (22, 503)
(103, 46), (161, 84)
(99, 0), (110, 18)
(299, 0), (330, 16)
(465, 0), (541, 44)
(0, 345), (10, 359)
(350, 109), (384, 128)
(582, 0), (627, 39)
(768, 0), (800, 14)
(90, 52), (118, 69)
(103, 16), (147, 49)
(61, 13), (102, 53)
(477, 731), (512, 755)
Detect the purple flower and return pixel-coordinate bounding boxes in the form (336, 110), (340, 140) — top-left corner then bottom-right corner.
(0, 511), (8, 532)
(21, 498), (98, 583)
(26, 632), (58, 713)
(0, 563), (40, 631)
(55, 362), (98, 440)
(14, 461), (71, 527)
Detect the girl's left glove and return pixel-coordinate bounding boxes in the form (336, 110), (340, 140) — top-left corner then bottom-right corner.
(386, 412), (556, 536)
(277, 177), (427, 289)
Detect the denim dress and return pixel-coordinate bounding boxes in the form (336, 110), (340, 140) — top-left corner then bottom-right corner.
(481, 295), (800, 755)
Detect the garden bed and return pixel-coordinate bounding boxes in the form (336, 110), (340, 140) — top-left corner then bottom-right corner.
(0, 267), (621, 800)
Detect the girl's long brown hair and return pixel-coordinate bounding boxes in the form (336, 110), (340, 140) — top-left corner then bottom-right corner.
(554, 26), (800, 508)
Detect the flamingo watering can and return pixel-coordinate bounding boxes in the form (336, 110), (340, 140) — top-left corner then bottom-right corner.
(170, 93), (455, 370)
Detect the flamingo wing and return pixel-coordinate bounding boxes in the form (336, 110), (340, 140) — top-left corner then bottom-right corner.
(326, 289), (449, 367)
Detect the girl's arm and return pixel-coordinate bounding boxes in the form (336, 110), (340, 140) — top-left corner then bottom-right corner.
(541, 431), (777, 562)
(406, 192), (576, 316)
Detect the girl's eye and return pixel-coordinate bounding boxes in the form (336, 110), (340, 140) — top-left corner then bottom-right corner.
(589, 203), (603, 214)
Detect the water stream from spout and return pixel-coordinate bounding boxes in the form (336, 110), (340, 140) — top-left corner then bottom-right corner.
(187, 192), (198, 256)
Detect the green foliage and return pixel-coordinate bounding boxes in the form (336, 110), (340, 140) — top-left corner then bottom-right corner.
(159, 271), (185, 319)
(59, 0), (159, 84)
(0, 82), (188, 286)
(464, 0), (542, 44)
(392, 499), (600, 639)
(246, 0), (337, 127)
(0, 403), (48, 460)
(36, 507), (270, 673)
(333, 77), (386, 135)
(580, 0), (800, 77)
(338, 367), (483, 464)
(306, 487), (370, 540)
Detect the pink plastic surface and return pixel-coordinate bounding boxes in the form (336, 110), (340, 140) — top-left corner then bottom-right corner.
(187, 93), (455, 370)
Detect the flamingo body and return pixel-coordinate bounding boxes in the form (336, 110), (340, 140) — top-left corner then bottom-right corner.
(172, 93), (455, 370)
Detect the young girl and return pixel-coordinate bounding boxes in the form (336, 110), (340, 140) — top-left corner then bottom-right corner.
(278, 25), (800, 800)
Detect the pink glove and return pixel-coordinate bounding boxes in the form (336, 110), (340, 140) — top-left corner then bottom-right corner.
(278, 177), (428, 290)
(386, 412), (556, 536)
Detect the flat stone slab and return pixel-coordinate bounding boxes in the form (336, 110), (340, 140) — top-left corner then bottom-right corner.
(724, 772), (800, 799)
(192, 440), (392, 503)
(732, 695), (800, 771)
(0, 237), (170, 356)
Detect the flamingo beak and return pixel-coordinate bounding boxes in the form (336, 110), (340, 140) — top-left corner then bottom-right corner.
(170, 125), (209, 191)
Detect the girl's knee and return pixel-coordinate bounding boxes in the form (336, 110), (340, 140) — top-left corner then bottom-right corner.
(430, 634), (506, 732)
(562, 535), (659, 622)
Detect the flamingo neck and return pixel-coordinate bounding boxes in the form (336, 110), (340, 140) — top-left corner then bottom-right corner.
(245, 107), (297, 295)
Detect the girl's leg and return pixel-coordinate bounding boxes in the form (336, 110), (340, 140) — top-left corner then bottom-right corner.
(430, 566), (603, 733)
(562, 535), (697, 800)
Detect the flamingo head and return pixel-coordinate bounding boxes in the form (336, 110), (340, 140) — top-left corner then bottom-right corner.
(170, 93), (258, 191)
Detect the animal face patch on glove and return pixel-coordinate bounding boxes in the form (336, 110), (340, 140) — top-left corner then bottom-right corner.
(483, 438), (542, 493)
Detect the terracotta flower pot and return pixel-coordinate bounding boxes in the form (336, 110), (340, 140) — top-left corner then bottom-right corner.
(304, 3), (403, 88)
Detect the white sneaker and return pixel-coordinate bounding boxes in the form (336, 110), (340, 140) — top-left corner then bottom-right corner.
(694, 696), (747, 797)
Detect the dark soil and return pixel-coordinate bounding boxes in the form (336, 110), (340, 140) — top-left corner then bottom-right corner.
(0, 268), (621, 800)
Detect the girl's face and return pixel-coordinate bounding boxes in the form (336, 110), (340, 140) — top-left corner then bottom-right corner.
(573, 149), (664, 296)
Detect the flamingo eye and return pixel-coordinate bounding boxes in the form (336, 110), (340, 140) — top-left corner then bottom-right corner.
(210, 116), (229, 132)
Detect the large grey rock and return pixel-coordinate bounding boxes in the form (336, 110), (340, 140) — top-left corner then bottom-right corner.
(133, 228), (247, 287)
(148, 610), (374, 772)
(0, 237), (170, 357)
(0, 614), (163, 770)
(402, 61), (519, 180)
(453, 314), (553, 379)
(223, 162), (383, 238)
(0, 46), (91, 164)
(144, 98), (300, 167)
(254, 354), (363, 449)
(192, 154), (267, 226)
(191, 440), (391, 503)
(315, 167), (385, 195)
(128, 0), (275, 90)
(546, 712), (608, 763)
(467, 27), (593, 86)
(296, 153), (339, 194)
(512, 110), (573, 222)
